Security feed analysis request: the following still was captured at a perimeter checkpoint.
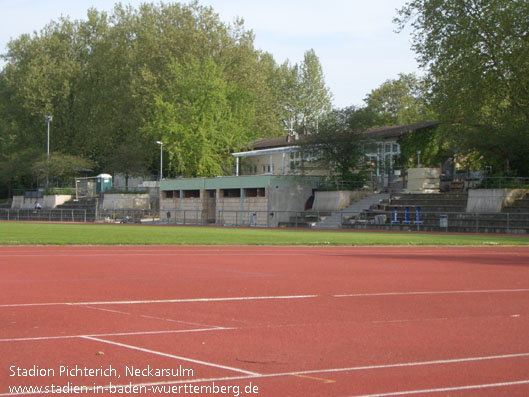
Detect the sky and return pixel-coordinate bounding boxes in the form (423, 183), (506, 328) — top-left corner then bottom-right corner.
(0, 0), (420, 109)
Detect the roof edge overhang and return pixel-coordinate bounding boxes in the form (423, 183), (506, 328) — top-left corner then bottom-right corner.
(232, 146), (300, 158)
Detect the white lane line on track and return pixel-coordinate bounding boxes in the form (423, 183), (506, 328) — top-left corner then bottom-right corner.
(82, 336), (260, 376)
(2, 289), (528, 308)
(282, 352), (529, 376)
(348, 379), (529, 397)
(334, 288), (529, 298)
(78, 305), (223, 329)
(0, 294), (319, 307)
(80, 306), (130, 315)
(0, 327), (235, 342)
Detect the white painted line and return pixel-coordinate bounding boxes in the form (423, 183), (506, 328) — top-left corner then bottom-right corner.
(348, 379), (529, 397)
(0, 327), (235, 343)
(334, 288), (529, 298)
(0, 294), (319, 308)
(82, 336), (260, 376)
(138, 314), (223, 329)
(80, 306), (130, 315)
(281, 352), (529, 377)
(3, 289), (528, 308)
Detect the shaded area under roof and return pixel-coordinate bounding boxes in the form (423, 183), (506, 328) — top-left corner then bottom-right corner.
(361, 121), (441, 140)
(249, 122), (441, 150)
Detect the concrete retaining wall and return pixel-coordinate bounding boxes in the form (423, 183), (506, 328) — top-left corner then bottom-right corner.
(11, 195), (72, 209)
(407, 168), (441, 193)
(312, 191), (368, 211)
(467, 189), (528, 213)
(101, 194), (152, 210)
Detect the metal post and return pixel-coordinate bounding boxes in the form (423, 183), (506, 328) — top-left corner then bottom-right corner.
(45, 115), (52, 187)
(156, 141), (163, 181)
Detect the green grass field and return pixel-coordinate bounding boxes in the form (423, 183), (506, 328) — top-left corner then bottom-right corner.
(1, 222), (529, 246)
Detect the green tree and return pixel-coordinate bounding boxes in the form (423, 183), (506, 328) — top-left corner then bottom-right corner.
(364, 73), (434, 126)
(297, 49), (333, 129)
(0, 1), (334, 194)
(145, 56), (256, 177)
(300, 109), (366, 187)
(31, 152), (95, 187)
(395, 0), (529, 174)
(277, 50), (332, 133)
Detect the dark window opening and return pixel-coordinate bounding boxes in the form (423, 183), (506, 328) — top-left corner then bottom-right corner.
(244, 188), (266, 197)
(183, 190), (200, 198)
(164, 190), (180, 199)
(222, 188), (241, 198)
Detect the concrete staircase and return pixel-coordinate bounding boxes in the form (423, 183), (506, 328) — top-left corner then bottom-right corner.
(55, 197), (98, 222)
(343, 192), (529, 233)
(314, 193), (390, 229)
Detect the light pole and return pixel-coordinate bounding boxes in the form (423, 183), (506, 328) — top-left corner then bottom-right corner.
(417, 150), (421, 167)
(45, 115), (53, 187)
(156, 141), (163, 181)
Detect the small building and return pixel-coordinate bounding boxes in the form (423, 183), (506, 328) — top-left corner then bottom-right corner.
(360, 122), (441, 190)
(160, 175), (322, 227)
(232, 122), (441, 190)
(159, 122), (442, 226)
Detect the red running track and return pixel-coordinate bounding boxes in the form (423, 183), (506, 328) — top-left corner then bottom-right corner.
(1, 246), (529, 396)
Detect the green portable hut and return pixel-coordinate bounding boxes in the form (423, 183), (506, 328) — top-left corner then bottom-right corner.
(96, 174), (113, 194)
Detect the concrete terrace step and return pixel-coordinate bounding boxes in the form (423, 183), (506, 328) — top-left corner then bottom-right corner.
(314, 193), (390, 229)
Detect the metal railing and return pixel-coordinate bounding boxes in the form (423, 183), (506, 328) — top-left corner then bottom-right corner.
(340, 209), (529, 234)
(475, 177), (529, 189)
(0, 208), (92, 223)
(2, 208), (529, 234)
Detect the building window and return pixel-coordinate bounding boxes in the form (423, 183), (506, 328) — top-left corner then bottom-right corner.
(244, 188), (266, 198)
(222, 188), (241, 198)
(183, 190), (200, 198)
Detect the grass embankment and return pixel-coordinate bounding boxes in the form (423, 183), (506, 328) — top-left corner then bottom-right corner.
(1, 222), (529, 246)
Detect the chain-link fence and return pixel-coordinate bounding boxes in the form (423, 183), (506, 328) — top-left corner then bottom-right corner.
(2, 207), (529, 234)
(340, 209), (529, 234)
(0, 208), (94, 223)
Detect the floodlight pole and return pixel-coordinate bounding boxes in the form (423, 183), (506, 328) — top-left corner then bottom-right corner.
(156, 141), (163, 181)
(45, 115), (53, 187)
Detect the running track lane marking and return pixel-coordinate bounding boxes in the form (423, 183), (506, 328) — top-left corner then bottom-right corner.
(82, 336), (261, 376)
(79, 304), (224, 329)
(334, 288), (529, 298)
(2, 353), (528, 396)
(293, 374), (336, 384)
(348, 379), (529, 397)
(2, 289), (529, 308)
(0, 294), (319, 307)
(0, 327), (235, 342)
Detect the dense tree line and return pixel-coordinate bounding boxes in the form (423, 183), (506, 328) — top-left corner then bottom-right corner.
(314, 0), (529, 178)
(2, 0), (527, 198)
(0, 1), (331, 195)
(395, 0), (529, 175)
